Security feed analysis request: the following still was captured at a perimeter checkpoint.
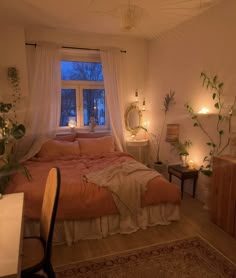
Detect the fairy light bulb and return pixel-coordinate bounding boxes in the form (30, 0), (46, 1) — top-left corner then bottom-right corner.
(142, 98), (146, 111)
(135, 90), (139, 102)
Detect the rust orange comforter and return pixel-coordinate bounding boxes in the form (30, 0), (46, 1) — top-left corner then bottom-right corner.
(6, 152), (181, 220)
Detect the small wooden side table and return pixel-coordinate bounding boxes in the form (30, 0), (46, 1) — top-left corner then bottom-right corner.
(168, 164), (199, 199)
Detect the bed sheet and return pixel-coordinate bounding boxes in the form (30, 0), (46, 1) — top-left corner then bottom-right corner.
(6, 151), (181, 220)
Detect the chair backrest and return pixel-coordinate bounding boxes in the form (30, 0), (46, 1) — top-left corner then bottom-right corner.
(40, 167), (61, 259)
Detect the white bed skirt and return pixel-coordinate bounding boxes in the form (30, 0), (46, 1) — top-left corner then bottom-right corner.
(24, 203), (180, 246)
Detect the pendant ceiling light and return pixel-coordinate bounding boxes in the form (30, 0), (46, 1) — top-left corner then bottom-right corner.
(120, 2), (143, 32)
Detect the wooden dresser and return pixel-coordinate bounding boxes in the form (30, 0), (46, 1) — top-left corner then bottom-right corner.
(210, 155), (236, 238)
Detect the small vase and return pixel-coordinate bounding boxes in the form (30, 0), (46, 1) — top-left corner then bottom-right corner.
(180, 154), (188, 167)
(89, 116), (97, 132)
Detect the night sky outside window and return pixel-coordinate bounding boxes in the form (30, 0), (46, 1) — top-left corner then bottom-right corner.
(60, 60), (106, 128)
(61, 61), (103, 81)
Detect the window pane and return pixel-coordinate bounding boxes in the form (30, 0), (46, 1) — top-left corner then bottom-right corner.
(61, 61), (103, 81)
(83, 89), (105, 126)
(60, 89), (77, 126)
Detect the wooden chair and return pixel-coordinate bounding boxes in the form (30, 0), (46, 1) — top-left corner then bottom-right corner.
(21, 167), (61, 278)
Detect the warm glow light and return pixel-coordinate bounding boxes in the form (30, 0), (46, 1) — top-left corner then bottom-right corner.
(198, 107), (209, 114)
(68, 117), (76, 128)
(142, 98), (146, 111)
(188, 160), (194, 169)
(143, 120), (150, 128)
(135, 89), (139, 103)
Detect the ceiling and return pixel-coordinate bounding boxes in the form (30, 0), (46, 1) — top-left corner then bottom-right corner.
(0, 0), (222, 40)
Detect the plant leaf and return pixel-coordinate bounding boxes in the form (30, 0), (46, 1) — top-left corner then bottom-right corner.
(214, 102), (219, 109)
(201, 169), (212, 177)
(11, 124), (26, 139)
(203, 156), (208, 161)
(0, 116), (5, 128)
(0, 103), (12, 113)
(0, 140), (5, 155)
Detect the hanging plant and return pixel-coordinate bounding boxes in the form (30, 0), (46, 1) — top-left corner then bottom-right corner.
(8, 67), (21, 122)
(185, 72), (236, 176)
(0, 67), (31, 193)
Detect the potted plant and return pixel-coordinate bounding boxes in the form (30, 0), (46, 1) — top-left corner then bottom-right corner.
(0, 67), (31, 193)
(185, 72), (236, 176)
(172, 140), (192, 167)
(151, 90), (176, 172)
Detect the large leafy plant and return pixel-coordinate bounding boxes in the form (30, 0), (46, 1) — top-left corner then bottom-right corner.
(152, 90), (176, 164)
(185, 72), (236, 176)
(172, 140), (192, 156)
(0, 68), (30, 193)
(0, 103), (25, 155)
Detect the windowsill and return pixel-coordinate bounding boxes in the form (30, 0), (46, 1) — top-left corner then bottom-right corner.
(56, 127), (112, 136)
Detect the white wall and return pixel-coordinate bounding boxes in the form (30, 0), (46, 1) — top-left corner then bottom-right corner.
(148, 0), (236, 201)
(0, 26), (28, 121)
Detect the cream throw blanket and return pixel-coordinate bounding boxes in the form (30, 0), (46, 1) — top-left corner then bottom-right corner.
(85, 160), (160, 217)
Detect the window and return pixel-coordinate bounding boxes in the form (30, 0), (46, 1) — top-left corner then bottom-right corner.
(60, 53), (108, 130)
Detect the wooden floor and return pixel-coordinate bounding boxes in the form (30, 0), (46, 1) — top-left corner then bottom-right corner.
(52, 193), (236, 267)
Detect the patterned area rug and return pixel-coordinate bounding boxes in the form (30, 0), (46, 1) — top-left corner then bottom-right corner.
(55, 236), (236, 278)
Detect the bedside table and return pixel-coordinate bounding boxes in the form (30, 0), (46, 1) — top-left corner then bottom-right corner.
(168, 164), (199, 199)
(126, 138), (149, 165)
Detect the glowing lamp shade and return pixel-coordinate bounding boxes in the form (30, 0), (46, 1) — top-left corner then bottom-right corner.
(68, 117), (76, 128)
(120, 5), (143, 32)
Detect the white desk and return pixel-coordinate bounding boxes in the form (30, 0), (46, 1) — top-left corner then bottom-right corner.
(0, 193), (24, 278)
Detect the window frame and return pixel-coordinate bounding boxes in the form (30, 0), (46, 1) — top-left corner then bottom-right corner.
(59, 50), (109, 132)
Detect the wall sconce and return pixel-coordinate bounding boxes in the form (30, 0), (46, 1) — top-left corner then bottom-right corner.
(68, 117), (77, 130)
(142, 98), (146, 111)
(165, 124), (179, 143)
(135, 89), (139, 103)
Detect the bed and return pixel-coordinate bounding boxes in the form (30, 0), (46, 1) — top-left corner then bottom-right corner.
(6, 134), (181, 245)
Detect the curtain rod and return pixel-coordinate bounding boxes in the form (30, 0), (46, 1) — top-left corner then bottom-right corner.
(25, 43), (126, 53)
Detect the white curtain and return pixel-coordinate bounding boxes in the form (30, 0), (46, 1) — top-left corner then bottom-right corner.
(15, 43), (61, 162)
(101, 48), (126, 151)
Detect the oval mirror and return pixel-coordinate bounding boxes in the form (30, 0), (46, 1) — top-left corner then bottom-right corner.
(125, 103), (143, 136)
